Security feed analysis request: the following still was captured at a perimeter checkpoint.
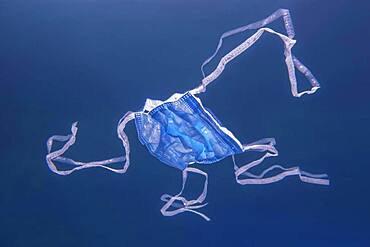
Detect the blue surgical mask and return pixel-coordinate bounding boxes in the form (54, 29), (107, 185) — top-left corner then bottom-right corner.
(46, 9), (329, 221)
(135, 92), (243, 171)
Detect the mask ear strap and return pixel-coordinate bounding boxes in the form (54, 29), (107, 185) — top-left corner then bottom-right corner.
(201, 9), (295, 76)
(46, 111), (136, 175)
(191, 9), (319, 98)
(160, 167), (210, 221)
(232, 138), (330, 185)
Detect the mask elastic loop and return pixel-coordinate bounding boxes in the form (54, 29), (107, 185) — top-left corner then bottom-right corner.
(46, 111), (135, 175)
(160, 167), (210, 221)
(232, 138), (329, 186)
(191, 9), (319, 97)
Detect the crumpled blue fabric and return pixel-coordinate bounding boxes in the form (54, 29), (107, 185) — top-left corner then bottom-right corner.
(135, 92), (243, 170)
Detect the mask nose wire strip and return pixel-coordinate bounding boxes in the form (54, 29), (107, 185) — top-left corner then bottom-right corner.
(160, 167), (210, 221)
(46, 111), (136, 175)
(232, 138), (330, 185)
(192, 9), (319, 97)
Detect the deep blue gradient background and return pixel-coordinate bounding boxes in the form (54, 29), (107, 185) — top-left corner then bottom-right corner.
(1, 0), (369, 246)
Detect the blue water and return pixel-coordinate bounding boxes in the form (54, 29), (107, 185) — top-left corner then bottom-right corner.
(1, 0), (369, 246)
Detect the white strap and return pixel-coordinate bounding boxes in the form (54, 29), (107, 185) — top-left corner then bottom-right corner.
(233, 138), (330, 185)
(160, 167), (210, 221)
(46, 111), (135, 175)
(191, 9), (320, 97)
(201, 9), (295, 76)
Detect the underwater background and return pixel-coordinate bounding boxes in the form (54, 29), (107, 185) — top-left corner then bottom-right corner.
(1, 0), (369, 246)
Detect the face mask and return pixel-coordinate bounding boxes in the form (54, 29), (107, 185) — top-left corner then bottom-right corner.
(135, 92), (244, 171)
(46, 9), (329, 221)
